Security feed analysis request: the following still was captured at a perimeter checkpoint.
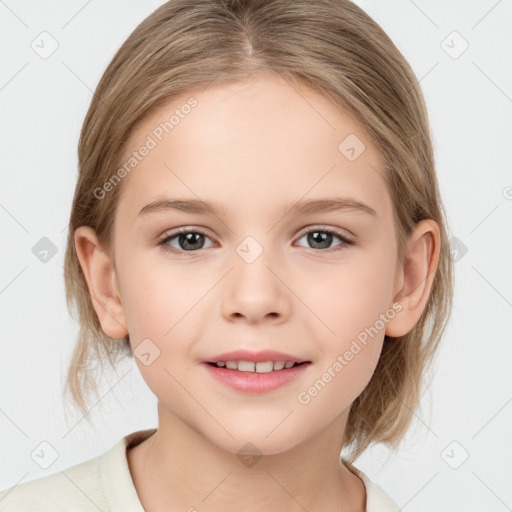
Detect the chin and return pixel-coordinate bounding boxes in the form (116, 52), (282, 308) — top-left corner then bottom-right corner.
(207, 426), (307, 458)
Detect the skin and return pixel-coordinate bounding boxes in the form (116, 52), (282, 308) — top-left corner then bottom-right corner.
(75, 70), (440, 512)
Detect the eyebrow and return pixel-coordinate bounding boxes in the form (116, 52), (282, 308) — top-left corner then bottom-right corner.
(137, 196), (377, 218)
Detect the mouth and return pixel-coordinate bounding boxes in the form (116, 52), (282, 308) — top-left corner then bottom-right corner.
(201, 350), (311, 392)
(202, 355), (312, 394)
(203, 349), (310, 370)
(205, 360), (310, 372)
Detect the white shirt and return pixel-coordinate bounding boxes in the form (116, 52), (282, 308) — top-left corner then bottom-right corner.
(0, 428), (401, 511)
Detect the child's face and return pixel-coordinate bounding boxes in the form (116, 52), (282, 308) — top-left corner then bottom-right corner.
(111, 72), (402, 454)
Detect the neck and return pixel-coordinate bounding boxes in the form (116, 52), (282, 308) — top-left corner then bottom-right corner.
(127, 403), (366, 512)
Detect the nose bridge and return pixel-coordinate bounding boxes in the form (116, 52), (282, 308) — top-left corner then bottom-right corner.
(221, 232), (291, 322)
(235, 232), (268, 265)
(227, 205), (280, 267)
(232, 232), (279, 289)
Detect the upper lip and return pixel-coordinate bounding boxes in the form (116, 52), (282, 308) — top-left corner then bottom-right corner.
(203, 349), (310, 364)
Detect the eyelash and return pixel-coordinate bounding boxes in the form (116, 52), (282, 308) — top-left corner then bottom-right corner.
(157, 226), (355, 256)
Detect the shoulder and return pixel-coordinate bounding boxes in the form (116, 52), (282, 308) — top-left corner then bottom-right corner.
(344, 461), (401, 512)
(0, 451), (107, 512)
(0, 428), (155, 512)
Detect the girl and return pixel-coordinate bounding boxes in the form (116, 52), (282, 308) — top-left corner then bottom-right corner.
(0, 0), (454, 510)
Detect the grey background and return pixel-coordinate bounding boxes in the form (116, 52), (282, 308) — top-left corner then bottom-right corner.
(1, 1), (511, 510)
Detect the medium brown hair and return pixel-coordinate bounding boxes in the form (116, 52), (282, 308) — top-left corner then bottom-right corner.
(63, 0), (454, 463)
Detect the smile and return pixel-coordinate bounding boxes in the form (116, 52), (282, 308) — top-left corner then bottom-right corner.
(202, 361), (311, 393)
(208, 360), (305, 372)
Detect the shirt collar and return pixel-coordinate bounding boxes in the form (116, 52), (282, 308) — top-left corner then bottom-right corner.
(99, 428), (157, 512)
(99, 428), (399, 512)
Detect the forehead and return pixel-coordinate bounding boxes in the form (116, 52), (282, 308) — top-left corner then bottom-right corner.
(116, 72), (391, 223)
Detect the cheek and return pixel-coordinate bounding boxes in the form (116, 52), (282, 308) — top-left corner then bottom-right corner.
(120, 262), (198, 402)
(300, 254), (396, 337)
(298, 255), (394, 391)
(118, 251), (202, 337)
(118, 253), (212, 398)
(298, 289), (387, 417)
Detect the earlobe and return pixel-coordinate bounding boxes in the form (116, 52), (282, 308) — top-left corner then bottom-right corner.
(74, 226), (128, 339)
(385, 219), (441, 338)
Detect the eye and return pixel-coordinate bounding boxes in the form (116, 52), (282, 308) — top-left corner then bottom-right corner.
(295, 227), (355, 253)
(157, 226), (355, 256)
(158, 228), (216, 254)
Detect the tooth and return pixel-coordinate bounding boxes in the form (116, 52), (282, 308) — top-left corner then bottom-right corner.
(217, 360), (299, 372)
(237, 360), (255, 372)
(255, 361), (274, 373)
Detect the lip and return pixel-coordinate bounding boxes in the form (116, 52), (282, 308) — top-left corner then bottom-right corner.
(202, 361), (311, 394)
(203, 349), (309, 364)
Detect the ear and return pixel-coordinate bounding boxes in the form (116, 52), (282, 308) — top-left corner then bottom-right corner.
(74, 226), (128, 339)
(385, 219), (441, 338)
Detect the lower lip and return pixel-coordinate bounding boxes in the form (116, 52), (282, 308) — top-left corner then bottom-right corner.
(202, 362), (311, 394)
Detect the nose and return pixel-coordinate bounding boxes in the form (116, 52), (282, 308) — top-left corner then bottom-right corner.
(221, 250), (291, 325)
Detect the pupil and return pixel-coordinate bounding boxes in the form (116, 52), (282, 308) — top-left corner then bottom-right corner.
(308, 231), (332, 249)
(180, 232), (204, 250)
